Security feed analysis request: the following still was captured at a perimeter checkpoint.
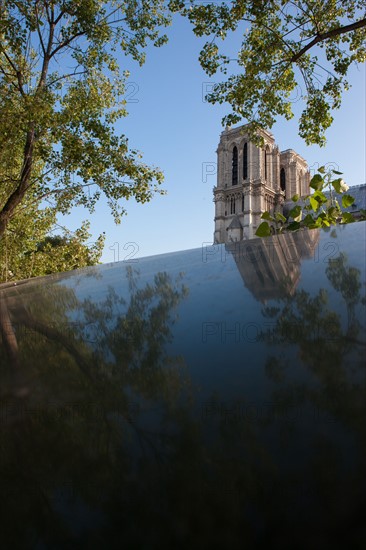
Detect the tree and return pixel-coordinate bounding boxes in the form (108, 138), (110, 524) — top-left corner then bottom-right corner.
(0, 187), (105, 282)
(170, 0), (366, 145)
(0, 1), (170, 244)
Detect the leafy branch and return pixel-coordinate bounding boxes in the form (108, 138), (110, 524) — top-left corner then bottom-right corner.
(256, 167), (366, 237)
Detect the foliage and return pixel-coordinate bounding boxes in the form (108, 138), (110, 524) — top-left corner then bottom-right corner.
(170, 0), (366, 145)
(0, 0), (170, 244)
(255, 166), (366, 238)
(0, 182), (105, 283)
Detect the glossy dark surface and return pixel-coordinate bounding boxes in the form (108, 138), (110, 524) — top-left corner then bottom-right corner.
(1, 223), (365, 548)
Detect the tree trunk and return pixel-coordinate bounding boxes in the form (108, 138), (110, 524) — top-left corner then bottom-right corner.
(0, 125), (36, 239)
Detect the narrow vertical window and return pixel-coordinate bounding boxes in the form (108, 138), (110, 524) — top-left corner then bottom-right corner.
(232, 146), (238, 185)
(299, 170), (303, 196)
(264, 148), (268, 180)
(243, 143), (248, 180)
(280, 168), (286, 192)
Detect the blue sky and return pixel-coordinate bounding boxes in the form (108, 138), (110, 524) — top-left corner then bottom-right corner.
(58, 13), (366, 263)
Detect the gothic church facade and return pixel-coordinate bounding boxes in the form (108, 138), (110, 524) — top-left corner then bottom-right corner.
(213, 124), (310, 243)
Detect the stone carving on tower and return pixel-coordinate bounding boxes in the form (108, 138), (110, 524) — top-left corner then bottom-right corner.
(213, 124), (310, 243)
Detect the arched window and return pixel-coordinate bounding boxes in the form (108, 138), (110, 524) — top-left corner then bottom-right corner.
(232, 146), (238, 185)
(264, 147), (270, 181)
(243, 143), (248, 180)
(280, 168), (286, 192)
(299, 170), (303, 195)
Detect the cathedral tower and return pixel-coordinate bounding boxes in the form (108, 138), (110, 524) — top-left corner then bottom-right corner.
(213, 124), (310, 243)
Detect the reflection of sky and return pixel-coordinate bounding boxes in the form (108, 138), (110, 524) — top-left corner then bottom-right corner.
(298, 224), (366, 290)
(296, 224), (366, 332)
(3, 222), (365, 404)
(15, 223), (364, 403)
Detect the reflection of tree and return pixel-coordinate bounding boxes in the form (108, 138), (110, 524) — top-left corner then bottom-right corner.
(0, 267), (194, 547)
(262, 252), (365, 363)
(326, 252), (366, 334)
(259, 253), (366, 546)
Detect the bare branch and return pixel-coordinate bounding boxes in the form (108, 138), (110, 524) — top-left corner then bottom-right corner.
(50, 31), (85, 59)
(35, 1), (46, 55)
(54, 8), (66, 25)
(46, 70), (87, 88)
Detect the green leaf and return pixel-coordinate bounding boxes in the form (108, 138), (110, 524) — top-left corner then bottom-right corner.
(303, 213), (315, 227)
(318, 166), (326, 174)
(287, 221), (301, 231)
(261, 211), (274, 221)
(310, 174), (324, 191)
(275, 212), (286, 223)
(327, 206), (340, 219)
(309, 196), (322, 211)
(291, 194), (300, 202)
(289, 205), (302, 221)
(255, 221), (271, 237)
(341, 194), (355, 208)
(341, 212), (356, 224)
(332, 178), (348, 193)
(332, 170), (343, 175)
(313, 190), (328, 204)
(313, 217), (323, 228)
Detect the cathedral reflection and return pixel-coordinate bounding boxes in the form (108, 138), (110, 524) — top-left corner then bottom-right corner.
(225, 229), (320, 301)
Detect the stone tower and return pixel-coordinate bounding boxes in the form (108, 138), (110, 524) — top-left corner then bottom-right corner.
(213, 124), (310, 243)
